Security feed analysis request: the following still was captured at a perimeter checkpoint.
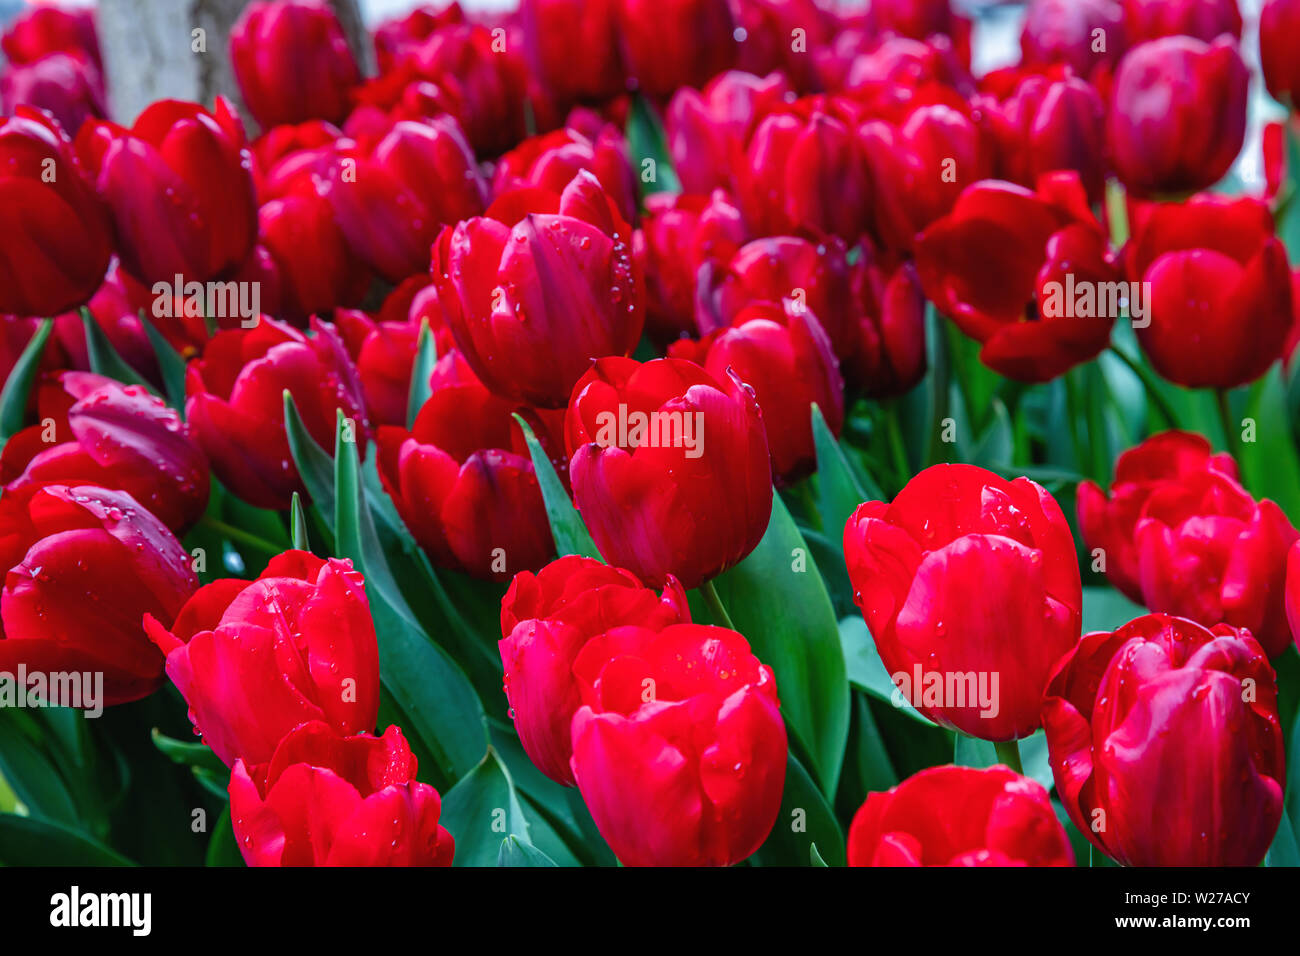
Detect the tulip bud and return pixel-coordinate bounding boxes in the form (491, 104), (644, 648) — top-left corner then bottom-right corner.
(0, 484), (198, 707)
(1021, 0), (1126, 82)
(185, 317), (368, 510)
(569, 622), (786, 866)
(1107, 35), (1248, 197)
(616, 0), (738, 100)
(518, 0), (626, 108)
(1044, 613), (1284, 866)
(229, 721), (454, 866)
(493, 124), (638, 226)
(433, 171), (644, 409)
(145, 551), (380, 768)
(229, 0), (361, 129)
(1, 51), (107, 139)
(1261, 0), (1300, 108)
(499, 555), (690, 785)
(844, 464), (1082, 740)
(0, 108), (113, 317)
(847, 259), (928, 399)
(1123, 0), (1242, 45)
(849, 765), (1074, 866)
(567, 356), (773, 589)
(1, 4), (99, 67)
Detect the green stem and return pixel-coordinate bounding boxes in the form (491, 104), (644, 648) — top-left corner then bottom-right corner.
(199, 517), (285, 557)
(700, 579), (735, 630)
(1108, 345), (1180, 430)
(1215, 388), (1238, 459)
(882, 407), (911, 486)
(993, 738), (1023, 775)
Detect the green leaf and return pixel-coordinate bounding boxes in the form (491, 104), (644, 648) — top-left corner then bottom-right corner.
(0, 318), (51, 445)
(812, 402), (868, 546)
(290, 492), (310, 551)
(0, 813), (135, 865)
(0, 709), (79, 825)
(809, 844), (828, 867)
(441, 748), (532, 867)
(150, 728), (226, 776)
(711, 496), (850, 797)
(1239, 363), (1300, 524)
(283, 391), (335, 520)
(497, 834), (559, 867)
(954, 733), (997, 768)
(1081, 586), (1145, 635)
(206, 805), (245, 867)
(406, 318), (438, 430)
(141, 313), (189, 410)
(750, 751), (846, 867)
(838, 615), (930, 724)
(513, 413), (600, 559)
(625, 93), (681, 199)
(81, 308), (154, 392)
(1266, 807), (1300, 866)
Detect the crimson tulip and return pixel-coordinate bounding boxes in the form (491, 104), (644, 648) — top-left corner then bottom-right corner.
(1044, 613), (1283, 866)
(323, 115), (487, 284)
(518, 0), (625, 107)
(432, 171), (644, 409)
(669, 299), (843, 485)
(846, 260), (928, 399)
(848, 765), (1074, 866)
(0, 372), (208, 534)
(866, 0), (973, 66)
(335, 310), (420, 428)
(1125, 194), (1292, 388)
(0, 107), (112, 317)
(1, 4), (99, 67)
(376, 350), (558, 581)
(616, 0), (737, 101)
(229, 721), (454, 866)
(185, 317), (368, 510)
(1123, 0), (1242, 45)
(1020, 0), (1126, 82)
(493, 124), (638, 226)
(1261, 0), (1300, 107)
(0, 484), (197, 707)
(77, 98), (257, 286)
(144, 550), (379, 768)
(230, 0), (361, 129)
(1107, 35), (1247, 197)
(1, 51), (106, 139)
(1077, 430), (1237, 604)
(566, 356), (772, 589)
(569, 622), (786, 866)
(844, 464), (1082, 740)
(731, 0), (837, 92)
(636, 190), (747, 343)
(499, 554), (690, 785)
(915, 173), (1120, 382)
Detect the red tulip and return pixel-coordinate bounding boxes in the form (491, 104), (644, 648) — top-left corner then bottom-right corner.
(432, 171), (644, 409)
(0, 372), (208, 534)
(846, 260), (928, 399)
(859, 100), (992, 253)
(144, 550), (379, 768)
(569, 621), (786, 866)
(666, 70), (794, 195)
(228, 721), (454, 866)
(0, 484), (197, 707)
(699, 235), (861, 362)
(499, 554), (690, 785)
(1125, 194), (1292, 388)
(985, 70), (1107, 203)
(669, 299), (843, 485)
(518, 0), (625, 106)
(1123, 0), (1242, 45)
(493, 124), (638, 226)
(616, 0), (737, 101)
(76, 98), (257, 286)
(1, 4), (99, 67)
(636, 190), (748, 343)
(1044, 613), (1283, 866)
(1261, 0), (1300, 107)
(1, 51), (106, 139)
(334, 310), (420, 428)
(372, 3), (465, 73)
(376, 350), (559, 581)
(230, 0), (361, 129)
(866, 0), (973, 67)
(739, 100), (872, 241)
(185, 317), (368, 510)
(1021, 0), (1126, 82)
(1103, 460), (1296, 657)
(1077, 430), (1237, 604)
(848, 765), (1074, 866)
(0, 107), (112, 317)
(731, 0), (837, 92)
(1107, 35), (1247, 197)
(844, 464), (1082, 740)
(323, 115), (487, 284)
(566, 356), (772, 589)
(915, 173), (1120, 382)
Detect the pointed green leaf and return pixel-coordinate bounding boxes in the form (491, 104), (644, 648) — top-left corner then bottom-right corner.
(497, 835), (559, 867)
(290, 491), (310, 551)
(406, 318), (437, 430)
(283, 391), (335, 520)
(81, 308), (153, 392)
(513, 413), (600, 559)
(442, 749), (532, 867)
(749, 752), (846, 867)
(0, 318), (51, 445)
(141, 313), (188, 410)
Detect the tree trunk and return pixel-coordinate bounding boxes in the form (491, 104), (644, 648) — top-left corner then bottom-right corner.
(97, 0), (370, 127)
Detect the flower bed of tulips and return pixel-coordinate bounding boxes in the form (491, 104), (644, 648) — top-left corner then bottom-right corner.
(1, 0), (1300, 874)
